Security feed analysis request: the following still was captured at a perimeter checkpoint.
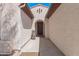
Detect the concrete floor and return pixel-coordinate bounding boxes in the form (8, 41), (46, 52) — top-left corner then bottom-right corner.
(39, 37), (65, 56)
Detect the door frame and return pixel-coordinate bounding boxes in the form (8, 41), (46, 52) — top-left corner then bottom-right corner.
(35, 20), (45, 37)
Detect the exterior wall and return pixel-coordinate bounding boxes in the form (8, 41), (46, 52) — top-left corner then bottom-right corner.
(31, 5), (48, 21)
(16, 9), (33, 50)
(31, 5), (48, 36)
(21, 10), (33, 29)
(0, 3), (22, 55)
(0, 4), (43, 55)
(45, 18), (49, 38)
(0, 3), (33, 55)
(45, 4), (79, 55)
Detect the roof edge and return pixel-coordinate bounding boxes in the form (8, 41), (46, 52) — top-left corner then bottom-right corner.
(45, 3), (61, 19)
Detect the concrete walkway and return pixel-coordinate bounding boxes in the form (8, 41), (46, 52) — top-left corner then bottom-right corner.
(39, 37), (64, 56)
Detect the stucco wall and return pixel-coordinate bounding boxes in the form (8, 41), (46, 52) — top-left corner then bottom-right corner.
(45, 18), (49, 38)
(16, 9), (33, 50)
(31, 5), (48, 21)
(45, 4), (79, 56)
(0, 3), (22, 55)
(31, 5), (48, 35)
(21, 10), (33, 29)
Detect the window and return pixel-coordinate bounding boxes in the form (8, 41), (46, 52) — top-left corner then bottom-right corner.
(37, 8), (42, 14)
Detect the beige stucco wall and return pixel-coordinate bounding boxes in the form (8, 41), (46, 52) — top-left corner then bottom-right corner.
(45, 3), (79, 56)
(45, 18), (49, 38)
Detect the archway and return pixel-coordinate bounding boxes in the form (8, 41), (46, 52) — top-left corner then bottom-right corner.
(35, 21), (44, 37)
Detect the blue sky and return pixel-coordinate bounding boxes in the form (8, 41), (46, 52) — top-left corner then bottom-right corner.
(27, 3), (51, 8)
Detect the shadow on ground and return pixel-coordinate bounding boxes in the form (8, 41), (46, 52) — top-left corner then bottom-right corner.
(39, 37), (65, 56)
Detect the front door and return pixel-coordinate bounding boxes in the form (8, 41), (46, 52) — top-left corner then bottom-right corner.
(37, 22), (43, 36)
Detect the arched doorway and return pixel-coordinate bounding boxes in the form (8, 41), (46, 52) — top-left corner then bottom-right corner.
(35, 21), (44, 37)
